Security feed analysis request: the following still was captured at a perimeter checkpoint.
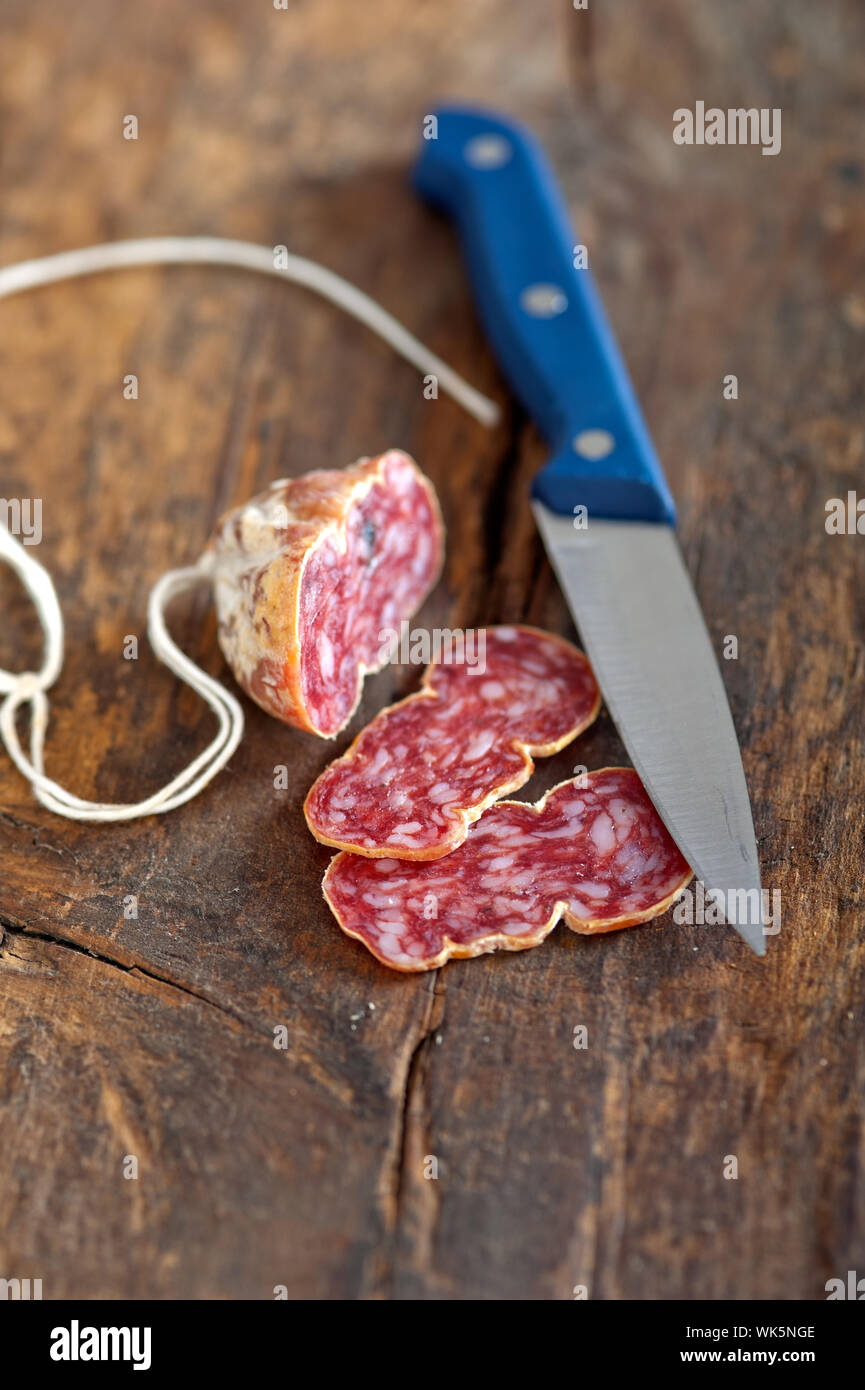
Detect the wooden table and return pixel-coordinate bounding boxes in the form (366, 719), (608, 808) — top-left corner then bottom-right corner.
(1, 0), (862, 1300)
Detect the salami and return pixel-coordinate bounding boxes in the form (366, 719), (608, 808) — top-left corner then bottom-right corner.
(304, 626), (601, 858)
(207, 451), (443, 737)
(322, 768), (692, 970)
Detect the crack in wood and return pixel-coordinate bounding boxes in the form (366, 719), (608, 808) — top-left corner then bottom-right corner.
(0, 809), (88, 869)
(363, 970), (446, 1298)
(0, 913), (266, 1038)
(394, 973), (446, 1215)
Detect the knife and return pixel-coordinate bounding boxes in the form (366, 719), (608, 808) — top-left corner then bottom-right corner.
(413, 106), (765, 954)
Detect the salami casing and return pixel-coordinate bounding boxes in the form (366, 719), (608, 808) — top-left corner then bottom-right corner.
(304, 626), (601, 858)
(322, 768), (692, 970)
(207, 451), (443, 736)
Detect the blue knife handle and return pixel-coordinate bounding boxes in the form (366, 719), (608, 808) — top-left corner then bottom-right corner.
(412, 106), (677, 525)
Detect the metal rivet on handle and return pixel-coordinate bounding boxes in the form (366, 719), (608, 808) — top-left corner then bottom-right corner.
(463, 134), (513, 169)
(573, 429), (615, 460)
(520, 283), (568, 318)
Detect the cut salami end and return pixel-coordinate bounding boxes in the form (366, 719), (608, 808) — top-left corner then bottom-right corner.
(322, 768), (693, 971)
(207, 451), (444, 737)
(304, 626), (601, 858)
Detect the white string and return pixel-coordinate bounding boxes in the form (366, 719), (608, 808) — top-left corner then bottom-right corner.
(0, 237), (499, 821)
(0, 543), (242, 820)
(0, 238), (500, 427)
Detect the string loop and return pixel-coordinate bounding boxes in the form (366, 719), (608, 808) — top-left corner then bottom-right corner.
(0, 531), (244, 821)
(0, 237), (498, 821)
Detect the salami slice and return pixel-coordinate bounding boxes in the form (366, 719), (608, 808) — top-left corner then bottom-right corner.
(322, 768), (692, 970)
(304, 626), (601, 858)
(207, 451), (443, 737)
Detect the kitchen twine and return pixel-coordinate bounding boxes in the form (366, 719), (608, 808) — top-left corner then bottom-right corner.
(0, 237), (500, 822)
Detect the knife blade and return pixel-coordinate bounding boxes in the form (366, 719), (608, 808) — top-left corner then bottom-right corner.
(413, 106), (765, 954)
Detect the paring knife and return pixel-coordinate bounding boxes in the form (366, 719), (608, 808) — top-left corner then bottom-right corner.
(413, 106), (765, 954)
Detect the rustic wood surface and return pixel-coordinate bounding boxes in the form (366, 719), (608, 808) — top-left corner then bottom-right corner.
(1, 0), (863, 1300)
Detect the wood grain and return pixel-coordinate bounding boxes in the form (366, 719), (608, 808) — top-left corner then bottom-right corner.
(0, 0), (863, 1300)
